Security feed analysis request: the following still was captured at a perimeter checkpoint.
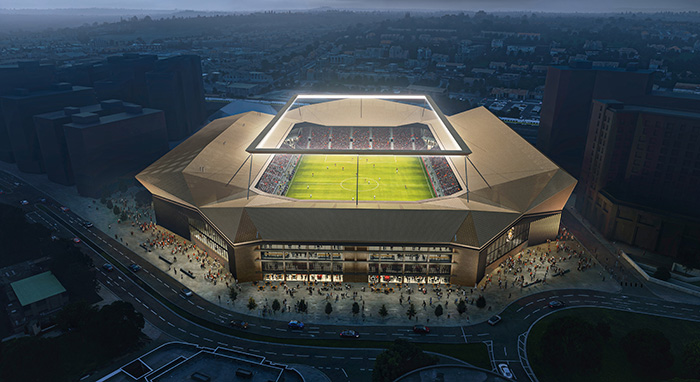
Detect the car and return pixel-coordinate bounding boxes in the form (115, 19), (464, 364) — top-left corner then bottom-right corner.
(413, 325), (430, 334)
(128, 263), (141, 272)
(230, 320), (249, 329)
(102, 263), (114, 272)
(50, 235), (59, 241)
(288, 320), (305, 330)
(60, 206), (70, 212)
(36, 198), (46, 203)
(20, 200), (29, 205)
(548, 300), (565, 309)
(487, 315), (502, 326)
(498, 363), (513, 379)
(339, 330), (360, 338)
(72, 237), (81, 243)
(181, 288), (193, 297)
(83, 221), (93, 228)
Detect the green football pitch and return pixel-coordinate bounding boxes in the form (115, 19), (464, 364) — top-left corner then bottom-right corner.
(285, 155), (435, 201)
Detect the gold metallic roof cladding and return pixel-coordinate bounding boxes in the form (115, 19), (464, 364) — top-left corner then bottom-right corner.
(136, 102), (577, 249)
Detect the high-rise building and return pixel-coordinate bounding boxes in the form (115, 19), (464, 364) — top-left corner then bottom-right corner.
(63, 101), (168, 197)
(577, 99), (700, 259)
(33, 100), (133, 185)
(93, 54), (158, 106)
(0, 61), (56, 163)
(537, 64), (654, 176)
(0, 83), (96, 173)
(146, 55), (206, 140)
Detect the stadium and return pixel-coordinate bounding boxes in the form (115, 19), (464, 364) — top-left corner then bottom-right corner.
(136, 95), (576, 286)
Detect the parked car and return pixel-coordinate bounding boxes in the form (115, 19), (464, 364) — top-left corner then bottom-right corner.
(102, 263), (114, 272)
(498, 363), (513, 379)
(548, 300), (565, 309)
(339, 330), (360, 338)
(128, 263), (141, 272)
(413, 325), (430, 334)
(230, 320), (249, 329)
(288, 320), (305, 330)
(181, 288), (193, 297)
(487, 315), (502, 326)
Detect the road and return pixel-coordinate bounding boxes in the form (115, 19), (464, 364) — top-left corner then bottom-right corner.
(2, 170), (700, 382)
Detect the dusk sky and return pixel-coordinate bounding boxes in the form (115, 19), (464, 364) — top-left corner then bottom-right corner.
(2, 0), (700, 12)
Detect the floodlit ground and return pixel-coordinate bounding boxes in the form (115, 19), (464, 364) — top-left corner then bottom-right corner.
(286, 155), (434, 201)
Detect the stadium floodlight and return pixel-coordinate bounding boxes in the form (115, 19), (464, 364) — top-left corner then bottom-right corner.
(246, 94), (471, 156)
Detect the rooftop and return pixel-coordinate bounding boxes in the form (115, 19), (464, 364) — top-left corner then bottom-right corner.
(10, 271), (66, 307)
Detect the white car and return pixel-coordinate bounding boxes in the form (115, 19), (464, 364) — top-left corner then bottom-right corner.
(498, 363), (514, 379)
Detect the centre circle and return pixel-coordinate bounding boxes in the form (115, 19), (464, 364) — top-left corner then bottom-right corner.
(339, 178), (379, 192)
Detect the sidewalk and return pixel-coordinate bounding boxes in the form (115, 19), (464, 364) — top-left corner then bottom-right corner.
(2, 162), (622, 326)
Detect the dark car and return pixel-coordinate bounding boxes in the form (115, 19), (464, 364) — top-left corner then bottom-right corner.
(548, 300), (565, 309)
(128, 263), (141, 272)
(487, 315), (502, 326)
(83, 221), (94, 228)
(413, 325), (430, 334)
(288, 320), (305, 330)
(230, 320), (249, 329)
(340, 330), (360, 338)
(102, 263), (114, 272)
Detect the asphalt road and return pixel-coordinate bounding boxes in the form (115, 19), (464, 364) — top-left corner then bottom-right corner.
(3, 170), (700, 382)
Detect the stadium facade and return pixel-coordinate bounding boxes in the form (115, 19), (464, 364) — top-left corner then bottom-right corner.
(136, 96), (576, 286)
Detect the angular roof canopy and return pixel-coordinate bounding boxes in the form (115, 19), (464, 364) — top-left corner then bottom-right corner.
(246, 95), (472, 156)
(137, 97), (576, 249)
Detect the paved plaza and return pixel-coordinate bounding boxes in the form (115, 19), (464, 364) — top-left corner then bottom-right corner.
(3, 163), (621, 326)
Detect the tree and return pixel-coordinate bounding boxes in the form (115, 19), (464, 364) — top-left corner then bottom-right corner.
(372, 339), (439, 382)
(434, 304), (443, 318)
(406, 303), (417, 320)
(247, 297), (257, 311)
(378, 304), (389, 318)
(113, 206), (121, 215)
(680, 340), (700, 379)
(621, 329), (674, 376)
(298, 299), (308, 313)
(228, 286), (238, 302)
(540, 316), (604, 375)
(457, 299), (467, 315)
(352, 302), (360, 316)
(476, 295), (486, 308)
(120, 212), (128, 222)
(272, 299), (281, 313)
(106, 200), (113, 209)
(96, 301), (145, 356)
(56, 300), (97, 332)
(325, 302), (333, 317)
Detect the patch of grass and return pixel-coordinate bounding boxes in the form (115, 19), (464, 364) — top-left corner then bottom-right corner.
(420, 343), (491, 370)
(528, 307), (700, 382)
(286, 155), (434, 201)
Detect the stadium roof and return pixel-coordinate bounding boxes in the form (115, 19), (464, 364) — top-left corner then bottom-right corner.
(245, 95), (472, 156)
(10, 271), (66, 307)
(136, 98), (575, 249)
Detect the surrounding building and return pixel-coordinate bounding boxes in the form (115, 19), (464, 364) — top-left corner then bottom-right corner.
(137, 96), (576, 286)
(0, 83), (97, 173)
(5, 271), (68, 334)
(102, 342), (304, 382)
(577, 99), (700, 260)
(63, 101), (168, 197)
(33, 99), (155, 186)
(537, 63), (654, 176)
(146, 55), (207, 140)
